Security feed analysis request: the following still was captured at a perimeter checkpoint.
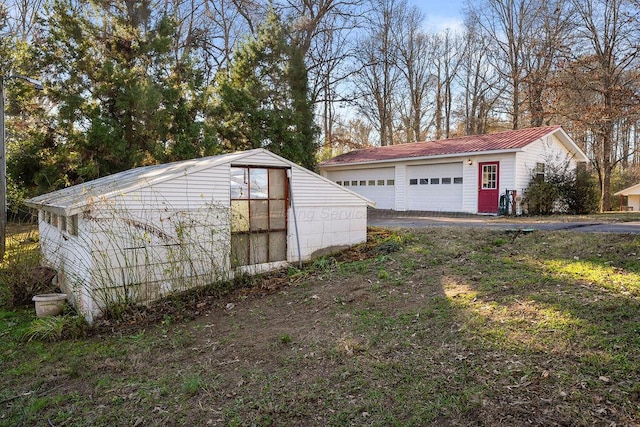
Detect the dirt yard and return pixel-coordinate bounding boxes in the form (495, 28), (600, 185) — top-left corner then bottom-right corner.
(2, 227), (639, 426)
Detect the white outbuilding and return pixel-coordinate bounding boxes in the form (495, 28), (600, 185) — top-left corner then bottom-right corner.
(320, 126), (588, 214)
(614, 183), (640, 211)
(25, 148), (373, 322)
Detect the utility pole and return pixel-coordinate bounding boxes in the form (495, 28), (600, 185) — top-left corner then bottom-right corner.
(0, 74), (44, 260)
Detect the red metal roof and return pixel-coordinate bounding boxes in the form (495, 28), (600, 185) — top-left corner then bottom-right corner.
(320, 126), (562, 167)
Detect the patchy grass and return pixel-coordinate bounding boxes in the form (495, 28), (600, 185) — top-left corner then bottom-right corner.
(1, 227), (639, 425)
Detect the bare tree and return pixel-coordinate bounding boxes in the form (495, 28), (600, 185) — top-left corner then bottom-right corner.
(5, 0), (44, 41)
(392, 2), (434, 142)
(469, 0), (544, 129)
(201, 0), (264, 78)
(351, 0), (402, 146)
(521, 0), (573, 127)
(564, 0), (640, 211)
(280, 0), (365, 147)
(432, 29), (464, 139)
(456, 15), (503, 135)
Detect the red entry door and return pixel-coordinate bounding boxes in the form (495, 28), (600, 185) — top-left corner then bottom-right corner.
(478, 162), (499, 213)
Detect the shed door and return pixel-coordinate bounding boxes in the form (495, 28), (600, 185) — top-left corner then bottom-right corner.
(478, 162), (499, 213)
(230, 167), (288, 266)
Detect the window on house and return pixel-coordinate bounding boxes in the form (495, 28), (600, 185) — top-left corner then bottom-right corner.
(409, 179), (418, 185)
(378, 180), (385, 186)
(419, 178), (429, 185)
(442, 177), (452, 184)
(453, 177), (463, 184)
(368, 180), (375, 186)
(230, 167), (287, 267)
(387, 179), (395, 186)
(430, 178), (440, 185)
(482, 164), (498, 189)
(351, 180), (358, 186)
(359, 180), (366, 186)
(52, 214), (58, 228)
(60, 215), (67, 231)
(336, 181), (342, 185)
(535, 163), (546, 181)
(343, 181), (350, 186)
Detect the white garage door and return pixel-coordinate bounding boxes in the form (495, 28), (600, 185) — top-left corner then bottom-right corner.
(326, 167), (395, 209)
(406, 163), (464, 212)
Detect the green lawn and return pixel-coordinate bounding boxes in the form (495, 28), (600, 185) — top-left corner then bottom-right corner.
(1, 226), (639, 426)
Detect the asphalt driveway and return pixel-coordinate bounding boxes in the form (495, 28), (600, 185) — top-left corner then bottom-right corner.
(368, 210), (640, 234)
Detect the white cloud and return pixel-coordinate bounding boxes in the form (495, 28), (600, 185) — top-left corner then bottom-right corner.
(423, 14), (465, 34)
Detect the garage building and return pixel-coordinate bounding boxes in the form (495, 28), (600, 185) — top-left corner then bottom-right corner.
(320, 126), (588, 214)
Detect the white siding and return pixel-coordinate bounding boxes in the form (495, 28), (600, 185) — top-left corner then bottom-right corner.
(287, 165), (369, 261)
(38, 213), (94, 318)
(289, 205), (367, 261)
(628, 195), (640, 211)
(515, 134), (579, 194)
(394, 165), (406, 211)
(461, 160), (478, 213)
(458, 154), (517, 213)
(85, 206), (231, 321)
(108, 164), (231, 211)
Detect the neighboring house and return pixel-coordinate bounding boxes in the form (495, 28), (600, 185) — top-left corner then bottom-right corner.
(25, 148), (373, 322)
(319, 126), (588, 214)
(614, 183), (640, 211)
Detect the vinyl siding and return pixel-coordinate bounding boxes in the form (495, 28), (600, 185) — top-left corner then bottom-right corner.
(112, 164), (231, 211)
(38, 213), (94, 317)
(515, 134), (580, 192)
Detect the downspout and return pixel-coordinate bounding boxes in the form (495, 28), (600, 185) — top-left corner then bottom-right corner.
(287, 169), (302, 269)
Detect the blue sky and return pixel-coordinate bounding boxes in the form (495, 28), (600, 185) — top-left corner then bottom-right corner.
(418, 0), (466, 32)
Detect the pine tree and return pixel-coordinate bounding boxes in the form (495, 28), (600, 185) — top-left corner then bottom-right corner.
(213, 10), (319, 170)
(36, 0), (218, 183)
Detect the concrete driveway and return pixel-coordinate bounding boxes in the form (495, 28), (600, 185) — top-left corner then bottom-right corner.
(368, 211), (640, 234)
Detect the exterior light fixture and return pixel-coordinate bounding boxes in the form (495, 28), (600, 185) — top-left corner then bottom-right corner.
(467, 159), (473, 166)
(0, 74), (44, 259)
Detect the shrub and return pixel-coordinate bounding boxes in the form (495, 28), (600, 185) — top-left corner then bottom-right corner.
(0, 235), (56, 308)
(524, 178), (560, 215)
(561, 167), (599, 214)
(524, 164), (598, 215)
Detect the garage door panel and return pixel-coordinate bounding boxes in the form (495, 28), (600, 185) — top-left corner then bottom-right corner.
(407, 163), (463, 211)
(327, 168), (395, 210)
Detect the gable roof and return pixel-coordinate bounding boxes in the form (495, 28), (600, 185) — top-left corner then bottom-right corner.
(614, 183), (640, 196)
(25, 148), (374, 215)
(320, 126), (587, 167)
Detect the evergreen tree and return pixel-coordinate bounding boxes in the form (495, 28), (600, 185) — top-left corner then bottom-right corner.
(213, 10), (318, 170)
(1, 5), (52, 215)
(36, 0), (218, 183)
